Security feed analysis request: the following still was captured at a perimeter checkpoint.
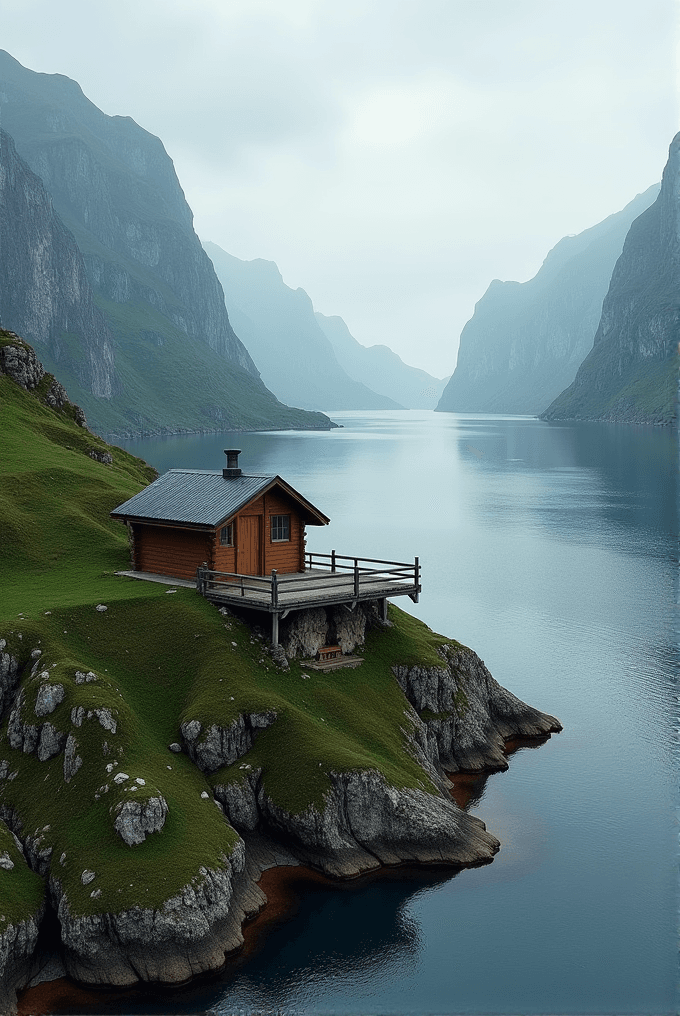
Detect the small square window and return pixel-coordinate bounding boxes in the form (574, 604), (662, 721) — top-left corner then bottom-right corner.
(220, 524), (233, 547)
(271, 515), (290, 542)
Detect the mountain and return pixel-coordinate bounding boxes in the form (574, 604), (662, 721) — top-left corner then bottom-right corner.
(203, 242), (403, 411)
(314, 313), (449, 409)
(542, 138), (679, 425)
(0, 50), (332, 436)
(0, 128), (116, 401)
(435, 186), (660, 416)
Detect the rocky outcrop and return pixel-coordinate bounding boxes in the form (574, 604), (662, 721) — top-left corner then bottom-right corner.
(0, 336), (89, 426)
(436, 186), (659, 416)
(0, 642), (20, 722)
(278, 600), (381, 659)
(0, 129), (117, 401)
(50, 838), (265, 987)
(542, 136), (679, 425)
(181, 712), (277, 772)
(394, 643), (562, 773)
(112, 795), (168, 847)
(0, 908), (44, 1014)
(216, 768), (499, 879)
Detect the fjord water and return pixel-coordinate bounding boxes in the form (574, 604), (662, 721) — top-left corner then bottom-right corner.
(117, 412), (678, 1016)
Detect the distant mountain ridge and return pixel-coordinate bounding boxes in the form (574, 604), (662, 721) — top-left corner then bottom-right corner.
(203, 242), (403, 411)
(542, 137), (679, 425)
(0, 50), (333, 436)
(314, 313), (449, 409)
(436, 186), (660, 416)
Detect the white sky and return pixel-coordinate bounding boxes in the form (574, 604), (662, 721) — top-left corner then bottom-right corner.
(1, 0), (678, 375)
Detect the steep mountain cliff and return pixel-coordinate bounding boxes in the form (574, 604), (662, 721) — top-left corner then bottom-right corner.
(203, 242), (402, 411)
(0, 129), (116, 401)
(314, 312), (449, 409)
(436, 186), (659, 416)
(0, 50), (333, 435)
(542, 138), (679, 425)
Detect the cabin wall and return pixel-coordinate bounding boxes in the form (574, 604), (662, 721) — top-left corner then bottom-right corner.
(135, 524), (213, 581)
(210, 490), (306, 576)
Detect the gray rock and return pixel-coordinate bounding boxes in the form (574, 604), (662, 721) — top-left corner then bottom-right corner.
(112, 795), (168, 846)
(34, 683), (64, 717)
(393, 642), (562, 773)
(214, 769), (262, 832)
(258, 769), (499, 878)
(37, 723), (66, 762)
(113, 772), (129, 784)
(63, 734), (83, 783)
(0, 852), (14, 870)
(95, 605), (108, 613)
(94, 708), (116, 734)
(183, 712), (276, 773)
(81, 870), (96, 885)
(168, 742), (182, 753)
(70, 706), (85, 727)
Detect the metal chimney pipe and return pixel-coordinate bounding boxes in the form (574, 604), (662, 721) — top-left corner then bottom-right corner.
(223, 449), (242, 478)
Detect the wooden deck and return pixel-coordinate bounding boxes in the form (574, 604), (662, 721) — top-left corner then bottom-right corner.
(196, 551), (421, 643)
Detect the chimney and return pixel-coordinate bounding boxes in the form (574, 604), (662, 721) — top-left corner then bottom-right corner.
(223, 449), (242, 478)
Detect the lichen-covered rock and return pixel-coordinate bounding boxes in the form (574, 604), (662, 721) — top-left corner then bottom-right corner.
(112, 794), (168, 846)
(181, 712), (276, 773)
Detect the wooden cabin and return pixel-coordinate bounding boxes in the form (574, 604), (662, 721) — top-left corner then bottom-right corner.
(111, 450), (330, 582)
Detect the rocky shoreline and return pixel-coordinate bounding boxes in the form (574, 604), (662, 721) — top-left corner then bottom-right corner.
(1, 604), (561, 1013)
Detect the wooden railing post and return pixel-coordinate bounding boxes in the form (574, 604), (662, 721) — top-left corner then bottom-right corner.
(331, 549), (336, 573)
(414, 556), (420, 602)
(354, 558), (359, 597)
(271, 569), (278, 609)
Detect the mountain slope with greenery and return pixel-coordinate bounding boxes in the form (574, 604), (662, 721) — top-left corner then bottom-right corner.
(542, 137), (679, 425)
(436, 186), (659, 415)
(0, 50), (333, 436)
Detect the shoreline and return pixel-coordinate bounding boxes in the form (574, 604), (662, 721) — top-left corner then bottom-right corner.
(16, 737), (553, 1016)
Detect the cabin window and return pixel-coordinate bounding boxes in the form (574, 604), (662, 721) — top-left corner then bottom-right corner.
(219, 524), (233, 547)
(270, 515), (290, 542)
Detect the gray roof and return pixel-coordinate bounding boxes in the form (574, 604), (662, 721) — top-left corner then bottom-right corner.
(111, 470), (275, 527)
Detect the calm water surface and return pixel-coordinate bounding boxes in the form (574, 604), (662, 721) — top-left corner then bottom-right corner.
(113, 412), (678, 1016)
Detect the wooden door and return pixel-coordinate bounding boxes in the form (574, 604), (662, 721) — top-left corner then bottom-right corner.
(238, 515), (261, 575)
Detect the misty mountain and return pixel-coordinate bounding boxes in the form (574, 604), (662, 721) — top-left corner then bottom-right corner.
(203, 242), (402, 411)
(314, 313), (448, 409)
(436, 185), (660, 416)
(0, 50), (332, 435)
(542, 137), (679, 425)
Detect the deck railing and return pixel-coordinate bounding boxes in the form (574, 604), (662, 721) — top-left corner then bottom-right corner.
(196, 551), (420, 610)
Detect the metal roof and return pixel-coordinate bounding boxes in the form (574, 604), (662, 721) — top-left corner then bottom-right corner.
(111, 470), (275, 527)
(110, 470), (329, 527)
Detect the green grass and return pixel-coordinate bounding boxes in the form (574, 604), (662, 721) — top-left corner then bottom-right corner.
(0, 355), (462, 923)
(0, 819), (45, 927)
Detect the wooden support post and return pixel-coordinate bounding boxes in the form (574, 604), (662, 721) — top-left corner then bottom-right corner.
(331, 549), (336, 573)
(271, 569), (278, 608)
(414, 556), (420, 603)
(379, 597), (388, 623)
(354, 559), (360, 597)
(271, 611), (279, 647)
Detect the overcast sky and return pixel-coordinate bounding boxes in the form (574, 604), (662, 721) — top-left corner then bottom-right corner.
(2, 0), (678, 375)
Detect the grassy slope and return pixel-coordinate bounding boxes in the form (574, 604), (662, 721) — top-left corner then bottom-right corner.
(0, 352), (464, 924)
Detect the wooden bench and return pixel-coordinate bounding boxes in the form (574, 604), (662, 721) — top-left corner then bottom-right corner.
(317, 644), (342, 662)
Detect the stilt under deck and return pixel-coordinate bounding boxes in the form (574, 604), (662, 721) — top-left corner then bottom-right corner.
(196, 551), (421, 645)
